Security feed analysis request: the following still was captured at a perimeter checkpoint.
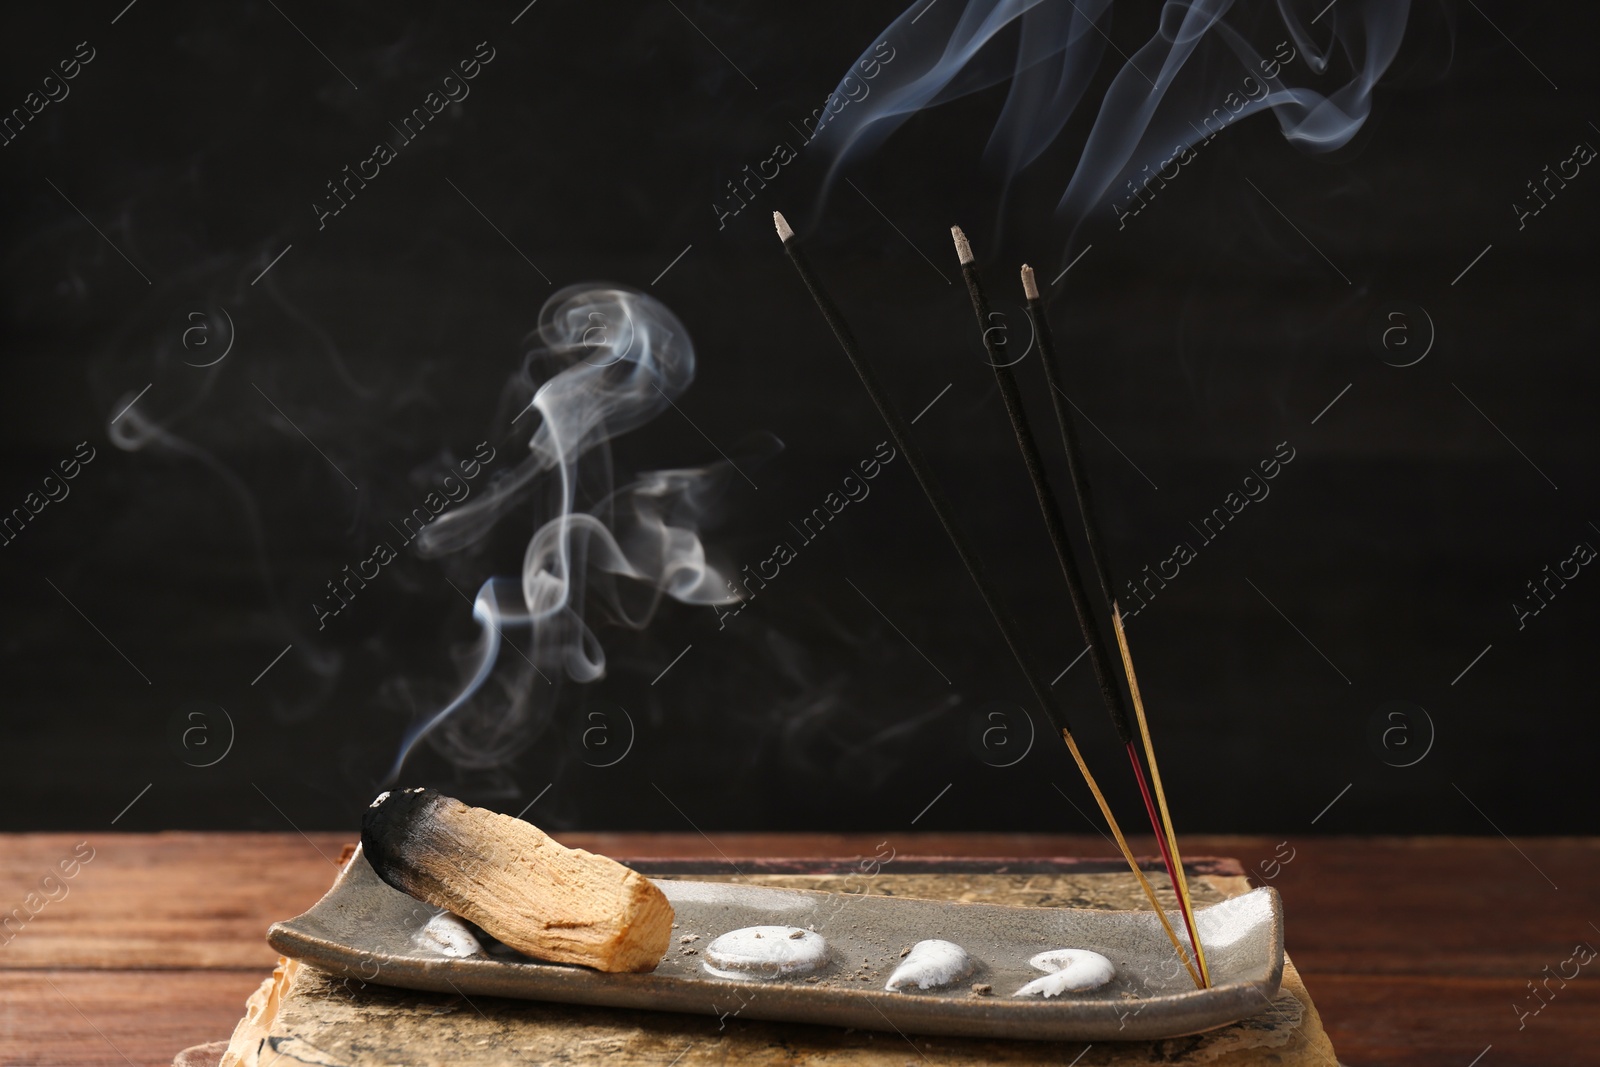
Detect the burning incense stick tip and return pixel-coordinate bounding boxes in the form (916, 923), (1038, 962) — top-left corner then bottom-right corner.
(773, 211), (794, 242)
(951, 225), (974, 265)
(1020, 264), (1040, 300)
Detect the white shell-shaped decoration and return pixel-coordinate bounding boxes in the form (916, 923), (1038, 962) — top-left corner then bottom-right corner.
(885, 939), (974, 991)
(704, 925), (828, 980)
(416, 911), (485, 958)
(1011, 948), (1115, 997)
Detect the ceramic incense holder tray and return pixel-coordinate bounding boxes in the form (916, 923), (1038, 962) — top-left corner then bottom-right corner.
(267, 846), (1284, 1042)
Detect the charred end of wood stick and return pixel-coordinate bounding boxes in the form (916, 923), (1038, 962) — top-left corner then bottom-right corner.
(362, 787), (443, 887)
(362, 788), (674, 973)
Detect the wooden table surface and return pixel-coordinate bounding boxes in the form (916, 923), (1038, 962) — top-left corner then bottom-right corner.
(1, 833), (1595, 1066)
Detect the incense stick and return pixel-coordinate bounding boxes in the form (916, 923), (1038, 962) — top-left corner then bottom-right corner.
(1020, 265), (1118, 611)
(775, 212), (1201, 989)
(951, 229), (1134, 748)
(774, 211), (1055, 724)
(1020, 263), (1210, 986)
(1113, 603), (1211, 987)
(958, 236), (1206, 987)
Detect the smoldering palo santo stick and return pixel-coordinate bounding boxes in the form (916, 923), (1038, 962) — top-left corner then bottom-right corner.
(362, 788), (674, 973)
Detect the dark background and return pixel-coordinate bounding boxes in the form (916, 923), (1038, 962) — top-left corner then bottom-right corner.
(2, 1), (1595, 837)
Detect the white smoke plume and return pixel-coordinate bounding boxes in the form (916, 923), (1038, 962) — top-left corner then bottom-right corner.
(811, 0), (1411, 231)
(387, 284), (737, 780)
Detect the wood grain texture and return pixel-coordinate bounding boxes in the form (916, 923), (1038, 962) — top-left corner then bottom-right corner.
(361, 792), (675, 973)
(0, 970), (272, 1067)
(2, 833), (1596, 1066)
(0, 833), (347, 970)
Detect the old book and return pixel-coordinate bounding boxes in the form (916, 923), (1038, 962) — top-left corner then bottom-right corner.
(184, 855), (1339, 1067)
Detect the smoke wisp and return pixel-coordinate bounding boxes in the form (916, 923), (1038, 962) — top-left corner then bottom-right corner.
(387, 285), (738, 780)
(811, 0), (1412, 238)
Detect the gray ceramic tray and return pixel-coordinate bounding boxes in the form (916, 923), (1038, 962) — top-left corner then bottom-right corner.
(267, 846), (1283, 1042)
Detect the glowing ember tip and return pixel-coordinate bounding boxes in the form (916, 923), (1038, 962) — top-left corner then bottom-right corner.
(773, 211), (794, 241)
(951, 226), (974, 265)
